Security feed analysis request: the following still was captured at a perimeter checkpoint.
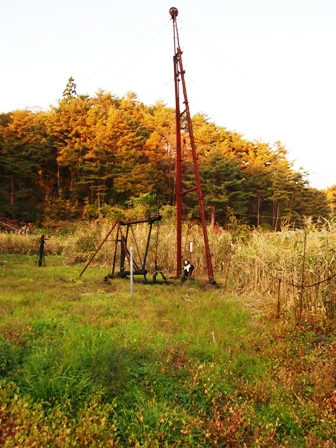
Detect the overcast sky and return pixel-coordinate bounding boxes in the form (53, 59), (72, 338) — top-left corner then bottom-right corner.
(1, 0), (335, 189)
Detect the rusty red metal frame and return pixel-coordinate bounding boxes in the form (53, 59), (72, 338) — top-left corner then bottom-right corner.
(170, 7), (215, 283)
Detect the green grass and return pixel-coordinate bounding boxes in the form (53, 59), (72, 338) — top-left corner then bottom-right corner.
(0, 254), (336, 447)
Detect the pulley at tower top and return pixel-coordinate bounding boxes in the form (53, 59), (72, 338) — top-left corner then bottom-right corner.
(169, 7), (178, 19)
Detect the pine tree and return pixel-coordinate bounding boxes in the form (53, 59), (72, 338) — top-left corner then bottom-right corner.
(62, 76), (77, 101)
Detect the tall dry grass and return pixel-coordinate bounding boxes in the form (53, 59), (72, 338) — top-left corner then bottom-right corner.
(2, 216), (336, 319)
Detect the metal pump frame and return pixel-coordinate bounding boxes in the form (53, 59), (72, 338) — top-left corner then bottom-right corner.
(110, 215), (165, 283)
(79, 215), (166, 283)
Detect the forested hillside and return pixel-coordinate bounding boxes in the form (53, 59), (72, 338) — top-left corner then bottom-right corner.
(0, 77), (333, 228)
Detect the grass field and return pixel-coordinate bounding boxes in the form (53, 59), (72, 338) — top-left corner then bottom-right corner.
(1, 254), (336, 447)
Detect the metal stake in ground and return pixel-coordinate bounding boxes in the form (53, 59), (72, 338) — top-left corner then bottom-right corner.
(130, 246), (134, 296)
(38, 235), (46, 267)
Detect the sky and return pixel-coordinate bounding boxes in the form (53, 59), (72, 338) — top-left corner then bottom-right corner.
(1, 0), (335, 190)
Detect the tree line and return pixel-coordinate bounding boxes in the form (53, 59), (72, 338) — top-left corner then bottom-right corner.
(0, 77), (333, 229)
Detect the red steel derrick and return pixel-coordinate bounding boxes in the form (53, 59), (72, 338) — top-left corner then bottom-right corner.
(170, 7), (215, 284)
